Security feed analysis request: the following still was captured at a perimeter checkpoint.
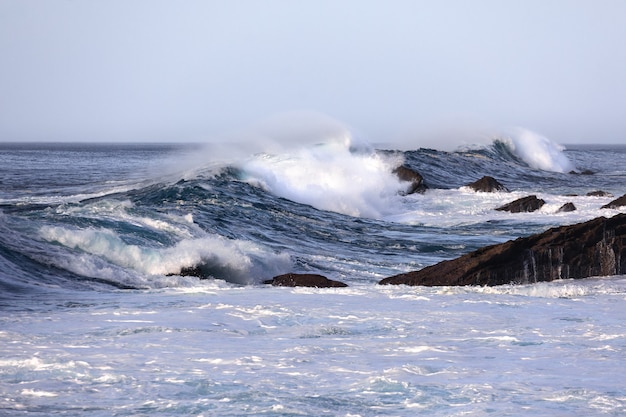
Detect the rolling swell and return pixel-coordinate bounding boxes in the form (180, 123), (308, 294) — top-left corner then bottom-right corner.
(0, 160), (483, 291)
(399, 139), (575, 191)
(0, 138), (622, 292)
(0, 214), (145, 295)
(127, 174), (468, 282)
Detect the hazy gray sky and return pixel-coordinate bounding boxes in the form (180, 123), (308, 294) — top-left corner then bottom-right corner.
(1, 0), (625, 144)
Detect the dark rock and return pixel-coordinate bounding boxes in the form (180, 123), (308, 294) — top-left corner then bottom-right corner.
(265, 273), (348, 288)
(168, 265), (206, 278)
(495, 195), (545, 213)
(466, 176), (508, 192)
(393, 165), (428, 195)
(587, 190), (613, 197)
(379, 213), (626, 286)
(602, 194), (626, 209)
(569, 169), (595, 175)
(167, 264), (250, 284)
(557, 202), (576, 213)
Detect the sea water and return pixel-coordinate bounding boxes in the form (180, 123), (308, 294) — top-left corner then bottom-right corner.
(1, 129), (625, 416)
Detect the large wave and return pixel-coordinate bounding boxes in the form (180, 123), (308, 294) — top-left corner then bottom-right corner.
(238, 139), (405, 218)
(189, 111), (407, 218)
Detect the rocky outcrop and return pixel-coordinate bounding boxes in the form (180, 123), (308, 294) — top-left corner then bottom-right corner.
(557, 202), (576, 213)
(466, 176), (508, 192)
(495, 195), (545, 213)
(587, 190), (613, 197)
(169, 265), (205, 278)
(379, 214), (626, 287)
(265, 273), (348, 288)
(570, 169), (595, 175)
(602, 193), (626, 209)
(393, 165), (428, 195)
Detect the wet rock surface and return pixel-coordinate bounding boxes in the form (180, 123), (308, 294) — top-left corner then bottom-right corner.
(587, 190), (613, 197)
(466, 176), (509, 192)
(379, 213), (626, 287)
(265, 273), (348, 288)
(393, 165), (428, 195)
(495, 195), (546, 213)
(602, 193), (626, 209)
(557, 202), (576, 213)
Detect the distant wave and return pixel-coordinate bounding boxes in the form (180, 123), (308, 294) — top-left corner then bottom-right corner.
(494, 128), (574, 173)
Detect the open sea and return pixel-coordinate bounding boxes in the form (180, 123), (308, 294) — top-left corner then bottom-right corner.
(1, 128), (626, 416)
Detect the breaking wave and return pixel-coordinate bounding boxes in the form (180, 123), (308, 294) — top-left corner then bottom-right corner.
(40, 225), (291, 287)
(238, 138), (405, 218)
(495, 127), (575, 173)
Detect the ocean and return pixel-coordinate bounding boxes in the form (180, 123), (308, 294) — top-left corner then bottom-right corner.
(1, 129), (625, 416)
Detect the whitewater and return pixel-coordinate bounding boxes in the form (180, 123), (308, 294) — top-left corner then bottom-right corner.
(1, 128), (626, 416)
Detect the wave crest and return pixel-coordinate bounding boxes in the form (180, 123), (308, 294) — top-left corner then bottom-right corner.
(40, 226), (291, 286)
(496, 128), (574, 173)
(239, 139), (405, 218)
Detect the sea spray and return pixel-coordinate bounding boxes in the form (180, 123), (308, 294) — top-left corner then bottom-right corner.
(163, 111), (363, 182)
(168, 111), (409, 219)
(238, 137), (405, 218)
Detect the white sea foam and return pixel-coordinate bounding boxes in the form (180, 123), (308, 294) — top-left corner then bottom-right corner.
(383, 188), (617, 227)
(3, 276), (626, 415)
(445, 276), (626, 298)
(20, 389), (58, 398)
(498, 127), (575, 173)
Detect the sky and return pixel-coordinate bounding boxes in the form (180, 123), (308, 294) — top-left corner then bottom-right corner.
(1, 0), (625, 145)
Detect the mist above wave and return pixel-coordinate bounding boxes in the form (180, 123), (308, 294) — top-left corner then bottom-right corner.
(164, 114), (579, 221)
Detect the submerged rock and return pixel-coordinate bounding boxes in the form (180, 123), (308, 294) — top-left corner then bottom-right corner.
(393, 165), (428, 195)
(379, 213), (626, 287)
(570, 169), (595, 175)
(466, 176), (509, 192)
(265, 273), (348, 288)
(601, 193), (626, 209)
(495, 195), (545, 213)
